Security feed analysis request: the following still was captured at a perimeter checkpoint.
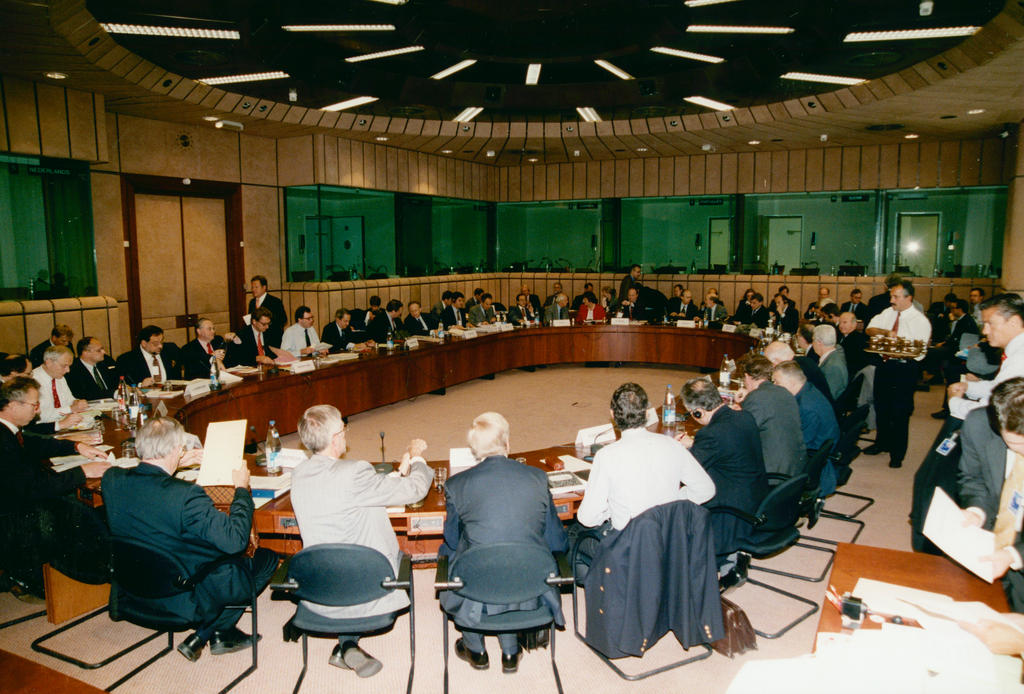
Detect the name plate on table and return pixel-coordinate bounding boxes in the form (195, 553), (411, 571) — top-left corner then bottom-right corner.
(551, 319), (572, 327)
(405, 337), (419, 349)
(610, 317), (630, 326)
(499, 323), (514, 332)
(749, 327), (762, 338)
(461, 329), (478, 339)
(185, 381), (210, 398)
(677, 320), (696, 328)
(290, 360), (315, 374)
(722, 323), (737, 333)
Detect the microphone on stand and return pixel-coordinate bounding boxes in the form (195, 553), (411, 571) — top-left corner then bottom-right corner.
(380, 431), (386, 464)
(374, 431), (391, 474)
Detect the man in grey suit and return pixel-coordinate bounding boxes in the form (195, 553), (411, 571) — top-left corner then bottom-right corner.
(544, 293), (571, 324)
(812, 324), (848, 400)
(290, 405), (432, 678)
(467, 293), (497, 325)
(737, 355), (807, 478)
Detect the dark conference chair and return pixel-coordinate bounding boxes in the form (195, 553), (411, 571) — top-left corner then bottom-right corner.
(32, 537), (259, 693)
(827, 404), (876, 520)
(272, 544), (415, 694)
(435, 542), (572, 694)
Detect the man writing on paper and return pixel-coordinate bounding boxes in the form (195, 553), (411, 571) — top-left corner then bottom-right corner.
(290, 405), (431, 678)
(102, 417), (278, 662)
(33, 345), (89, 429)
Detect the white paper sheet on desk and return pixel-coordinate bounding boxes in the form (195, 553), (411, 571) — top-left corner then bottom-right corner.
(228, 366), (260, 374)
(923, 487), (995, 582)
(217, 371), (243, 385)
(275, 448), (308, 469)
(145, 389), (183, 399)
(88, 399), (119, 411)
(250, 473), (291, 490)
(273, 349), (296, 364)
(574, 424), (616, 448)
(851, 577), (953, 621)
(196, 419), (247, 487)
(449, 447), (478, 476)
(559, 455), (592, 473)
(51, 452), (115, 472)
(320, 352), (360, 362)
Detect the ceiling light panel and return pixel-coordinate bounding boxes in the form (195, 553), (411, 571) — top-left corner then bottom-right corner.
(844, 27), (979, 42)
(687, 25), (795, 35)
(594, 59), (634, 80)
(100, 23), (240, 39)
(431, 59), (477, 80)
(345, 45), (424, 63)
(780, 71), (866, 85)
(526, 63), (541, 85)
(685, 95), (736, 111)
(453, 106), (483, 122)
(281, 24), (395, 32)
(198, 71), (289, 85)
(321, 95), (379, 111)
(684, 0), (742, 6)
(650, 47), (725, 63)
(576, 107), (601, 122)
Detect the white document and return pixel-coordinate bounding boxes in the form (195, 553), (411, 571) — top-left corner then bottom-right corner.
(242, 313), (252, 326)
(749, 327), (762, 338)
(610, 317), (630, 326)
(289, 359), (315, 373)
(645, 407), (659, 427)
(677, 320), (696, 328)
(558, 455), (592, 474)
(218, 370), (243, 384)
(405, 337), (419, 349)
(185, 381), (210, 398)
(313, 342), (332, 352)
(320, 352), (360, 362)
(551, 319), (572, 327)
(273, 348), (296, 364)
(196, 419), (248, 487)
(722, 323), (738, 333)
(88, 399), (119, 411)
(449, 447), (478, 476)
(275, 448), (308, 469)
(461, 329), (478, 339)
(574, 423), (616, 448)
(250, 472), (291, 490)
(923, 487), (996, 582)
(154, 401), (168, 417)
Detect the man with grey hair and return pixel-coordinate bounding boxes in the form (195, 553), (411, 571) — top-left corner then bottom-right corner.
(765, 340), (834, 407)
(736, 355), (807, 477)
(290, 405), (431, 678)
(773, 361), (840, 492)
(812, 324), (848, 399)
(439, 412), (569, 674)
(544, 293), (571, 324)
(102, 417), (277, 662)
(32, 345), (87, 429)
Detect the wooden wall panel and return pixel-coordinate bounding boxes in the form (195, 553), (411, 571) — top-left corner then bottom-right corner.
(572, 162), (587, 199)
(787, 150), (805, 191)
(658, 158), (674, 196)
(644, 158), (659, 197)
(3, 76), (41, 154)
(66, 89), (98, 161)
(586, 162), (601, 199)
(533, 165), (546, 201)
(508, 165), (521, 201)
(600, 160), (615, 198)
(806, 149), (824, 191)
(841, 147), (860, 190)
(981, 138), (1004, 185)
(628, 159), (643, 197)
(721, 153), (737, 194)
(770, 151), (788, 192)
(860, 146), (879, 189)
(614, 160), (629, 198)
(521, 165), (533, 200)
(898, 142), (919, 189)
(673, 157), (689, 195)
(689, 156), (705, 196)
(822, 147), (842, 190)
(559, 163), (572, 200)
(960, 140), (981, 186)
(705, 154), (722, 195)
(878, 144), (899, 189)
(919, 141), (939, 188)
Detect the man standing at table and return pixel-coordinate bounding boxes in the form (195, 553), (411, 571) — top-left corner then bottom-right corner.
(403, 301), (436, 336)
(440, 412), (568, 674)
(117, 325), (179, 386)
(103, 417), (277, 662)
(180, 318), (228, 380)
(519, 284), (542, 315)
(66, 336), (118, 401)
(29, 324), (74, 368)
(618, 265), (643, 309)
(247, 275), (286, 339)
(33, 345), (89, 427)
(226, 308), (277, 367)
(281, 306), (325, 358)
(866, 273), (902, 322)
(290, 405), (431, 677)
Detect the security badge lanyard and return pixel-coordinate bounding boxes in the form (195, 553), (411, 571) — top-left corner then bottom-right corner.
(1011, 479), (1024, 535)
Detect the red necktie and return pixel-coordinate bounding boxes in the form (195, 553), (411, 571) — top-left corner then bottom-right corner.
(206, 342), (214, 355)
(1003, 352), (1008, 362)
(257, 332), (264, 357)
(891, 311), (900, 335)
(16, 429), (24, 447)
(52, 379), (61, 408)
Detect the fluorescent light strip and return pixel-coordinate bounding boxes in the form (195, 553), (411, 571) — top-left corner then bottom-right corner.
(321, 95), (379, 111)
(431, 59), (477, 80)
(687, 25), (794, 34)
(367, 0), (407, 4)
(844, 26), (979, 42)
(594, 59), (634, 80)
(282, 24), (395, 32)
(345, 45), (424, 63)
(576, 107), (601, 122)
(685, 95), (736, 111)
(453, 106), (483, 122)
(526, 63), (541, 85)
(684, 0), (741, 6)
(650, 46), (724, 63)
(100, 23), (239, 39)
(780, 71), (865, 86)
(198, 71), (289, 85)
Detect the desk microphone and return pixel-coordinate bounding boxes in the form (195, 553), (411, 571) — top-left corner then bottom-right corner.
(380, 431), (386, 465)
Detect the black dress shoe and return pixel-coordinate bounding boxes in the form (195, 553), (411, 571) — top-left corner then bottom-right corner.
(177, 633), (206, 662)
(931, 410), (950, 420)
(501, 650), (522, 674)
(209, 627), (260, 655)
(888, 458), (903, 469)
(455, 638), (489, 670)
(862, 444), (885, 456)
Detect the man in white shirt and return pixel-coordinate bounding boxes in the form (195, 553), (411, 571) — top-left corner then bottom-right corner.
(864, 279), (932, 468)
(948, 293), (1024, 421)
(31, 345), (87, 428)
(577, 383), (715, 531)
(281, 305), (325, 358)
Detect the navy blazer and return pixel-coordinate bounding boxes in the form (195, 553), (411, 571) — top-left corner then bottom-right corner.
(180, 336), (227, 380)
(247, 293), (287, 334)
(225, 327), (276, 367)
(441, 304), (466, 329)
(0, 425), (80, 514)
(320, 322), (368, 352)
(65, 356), (119, 400)
(840, 301), (868, 323)
(403, 313), (436, 336)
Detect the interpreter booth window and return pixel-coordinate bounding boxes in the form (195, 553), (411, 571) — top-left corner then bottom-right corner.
(619, 196), (737, 273)
(495, 200), (603, 272)
(426, 196), (490, 275)
(284, 185), (395, 281)
(0, 154), (97, 300)
(884, 187), (1005, 278)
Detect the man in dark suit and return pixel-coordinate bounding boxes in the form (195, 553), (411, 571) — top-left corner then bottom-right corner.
(28, 324), (74, 368)
(350, 296), (382, 331)
(403, 301), (436, 336)
(667, 286), (700, 320)
(518, 284), (542, 315)
(320, 309), (373, 352)
(678, 378), (768, 567)
(102, 417), (277, 661)
(840, 288), (869, 324)
(180, 318), (227, 380)
(619, 286), (645, 321)
(226, 308), (277, 367)
(738, 355), (806, 477)
(747, 293), (770, 329)
(368, 299), (403, 343)
(837, 312), (869, 376)
(441, 292), (468, 329)
(439, 412), (568, 674)
(66, 336), (118, 400)
(773, 361), (841, 493)
(0, 377), (109, 596)
(508, 293), (539, 326)
(702, 291), (728, 324)
(247, 275), (286, 340)
(765, 341), (835, 409)
(116, 325), (180, 386)
(618, 265), (643, 309)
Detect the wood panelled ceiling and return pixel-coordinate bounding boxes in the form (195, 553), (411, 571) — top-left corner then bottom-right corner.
(1, 0), (1022, 167)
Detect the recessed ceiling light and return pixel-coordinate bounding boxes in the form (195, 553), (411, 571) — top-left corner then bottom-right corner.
(321, 95), (379, 111)
(701, 143), (715, 152)
(684, 0), (741, 6)
(576, 107), (602, 122)
(486, 150), (496, 157)
(780, 71), (866, 86)
(100, 23), (239, 39)
(441, 149), (453, 154)
(453, 106), (483, 122)
(431, 59), (477, 80)
(527, 157), (539, 163)
(748, 140), (761, 145)
(967, 108), (985, 114)
(594, 59), (634, 80)
(650, 47), (725, 63)
(637, 147), (649, 152)
(282, 24), (396, 32)
(198, 71), (289, 85)
(345, 45), (424, 63)
(687, 25), (795, 35)
(573, 150), (581, 156)
(526, 63), (541, 85)
(685, 95), (736, 111)
(214, 120), (244, 131)
(844, 27), (979, 42)
(43, 71), (67, 80)
(376, 136), (389, 141)
(202, 115), (219, 121)
(904, 133), (919, 139)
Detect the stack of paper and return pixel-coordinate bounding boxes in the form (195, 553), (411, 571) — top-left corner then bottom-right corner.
(923, 488), (996, 582)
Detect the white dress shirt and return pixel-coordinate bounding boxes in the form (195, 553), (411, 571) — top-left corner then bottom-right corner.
(140, 347), (167, 382)
(866, 305), (932, 361)
(951, 331), (1024, 419)
(281, 322), (319, 357)
(31, 365), (74, 424)
(576, 427), (716, 530)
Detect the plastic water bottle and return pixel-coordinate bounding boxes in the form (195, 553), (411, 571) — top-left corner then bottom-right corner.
(209, 355), (221, 391)
(719, 354), (732, 388)
(266, 420), (282, 474)
(127, 386), (140, 425)
(386, 329), (394, 351)
(662, 385), (676, 426)
(437, 325), (445, 340)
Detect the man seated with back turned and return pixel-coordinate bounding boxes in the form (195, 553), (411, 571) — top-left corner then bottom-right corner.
(321, 309), (374, 352)
(403, 301), (436, 336)
(29, 324), (73, 368)
(116, 324), (180, 386)
(290, 405), (431, 678)
(812, 324), (848, 400)
(103, 417), (278, 662)
(440, 412), (568, 674)
(66, 336), (119, 401)
(773, 360), (841, 494)
(765, 340), (835, 409)
(577, 383), (715, 534)
(281, 306), (326, 358)
(180, 318), (227, 380)
(735, 355), (807, 477)
(226, 308), (277, 368)
(33, 345), (89, 428)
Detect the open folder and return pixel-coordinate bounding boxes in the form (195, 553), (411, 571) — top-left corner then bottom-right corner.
(196, 419), (248, 487)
